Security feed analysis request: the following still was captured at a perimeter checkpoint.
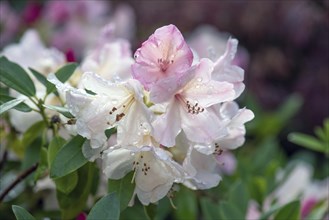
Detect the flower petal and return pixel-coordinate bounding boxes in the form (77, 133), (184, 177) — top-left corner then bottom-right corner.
(102, 148), (134, 179)
(132, 24), (193, 90)
(213, 38), (245, 98)
(182, 59), (235, 107)
(152, 99), (182, 147)
(180, 106), (223, 144)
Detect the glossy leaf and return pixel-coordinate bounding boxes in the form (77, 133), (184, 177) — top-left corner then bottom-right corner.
(29, 68), (48, 88)
(46, 63), (77, 94)
(273, 200), (301, 220)
(43, 104), (74, 118)
(34, 147), (48, 181)
(55, 171), (78, 194)
(57, 163), (95, 219)
(21, 121), (46, 148)
(48, 136), (78, 194)
(50, 135), (87, 178)
(0, 95), (32, 112)
(108, 172), (135, 211)
(0, 99), (25, 115)
(12, 205), (36, 220)
(0, 56), (36, 97)
(289, 133), (326, 153)
(87, 193), (120, 220)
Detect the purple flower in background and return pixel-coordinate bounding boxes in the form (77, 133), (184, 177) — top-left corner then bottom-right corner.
(0, 1), (20, 47)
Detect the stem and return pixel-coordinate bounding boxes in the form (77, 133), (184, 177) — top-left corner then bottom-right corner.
(0, 163), (38, 203)
(0, 150), (8, 173)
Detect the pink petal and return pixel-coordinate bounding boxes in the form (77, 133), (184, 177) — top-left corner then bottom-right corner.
(182, 58), (235, 107)
(213, 38), (245, 98)
(132, 24), (193, 91)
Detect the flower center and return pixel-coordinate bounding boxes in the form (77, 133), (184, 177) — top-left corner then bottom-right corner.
(131, 153), (151, 183)
(157, 58), (174, 73)
(213, 143), (223, 155)
(176, 95), (205, 115)
(107, 95), (135, 125)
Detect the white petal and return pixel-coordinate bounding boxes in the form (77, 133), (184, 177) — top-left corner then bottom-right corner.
(81, 72), (131, 98)
(102, 148), (134, 179)
(213, 38), (245, 98)
(180, 107), (223, 144)
(135, 181), (172, 205)
(152, 99), (182, 147)
(183, 146), (221, 189)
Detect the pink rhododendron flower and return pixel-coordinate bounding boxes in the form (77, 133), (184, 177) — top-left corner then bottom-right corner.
(132, 24), (193, 92)
(213, 38), (245, 99)
(152, 58), (235, 146)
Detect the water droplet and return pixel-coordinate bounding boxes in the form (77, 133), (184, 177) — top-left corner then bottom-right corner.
(111, 99), (118, 105)
(130, 152), (135, 156)
(196, 77), (203, 82)
(195, 84), (201, 89)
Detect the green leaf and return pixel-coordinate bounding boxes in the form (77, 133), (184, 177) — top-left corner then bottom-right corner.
(174, 186), (197, 220)
(55, 171), (78, 194)
(21, 121), (46, 148)
(0, 56), (36, 96)
(105, 127), (117, 139)
(50, 135), (87, 178)
(0, 95), (32, 112)
(0, 98), (24, 115)
(249, 177), (267, 206)
(219, 201), (244, 220)
(48, 136), (78, 194)
(288, 132), (326, 153)
(12, 205), (36, 220)
(87, 193), (120, 220)
(273, 200), (301, 220)
(43, 104), (74, 118)
(29, 68), (48, 88)
(34, 147), (48, 181)
(108, 172), (135, 211)
(259, 203), (282, 220)
(48, 136), (66, 166)
(57, 163), (95, 219)
(144, 204), (157, 220)
(200, 198), (220, 220)
(228, 181), (249, 216)
(46, 63), (77, 94)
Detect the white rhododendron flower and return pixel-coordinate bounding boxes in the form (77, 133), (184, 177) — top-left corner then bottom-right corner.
(49, 72), (151, 149)
(81, 39), (134, 82)
(1, 29), (65, 77)
(45, 24), (254, 205)
(0, 29), (66, 132)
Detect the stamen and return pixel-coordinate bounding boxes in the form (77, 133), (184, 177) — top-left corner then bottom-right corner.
(176, 95), (205, 115)
(213, 143), (223, 155)
(157, 57), (171, 72)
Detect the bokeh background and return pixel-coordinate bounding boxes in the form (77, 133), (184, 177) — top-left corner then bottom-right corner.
(0, 0), (328, 219)
(2, 0), (328, 150)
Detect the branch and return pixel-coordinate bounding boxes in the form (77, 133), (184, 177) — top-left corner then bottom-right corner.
(0, 163), (38, 203)
(0, 150), (8, 173)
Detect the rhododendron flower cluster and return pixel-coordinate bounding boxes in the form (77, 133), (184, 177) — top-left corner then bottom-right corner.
(49, 24), (254, 205)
